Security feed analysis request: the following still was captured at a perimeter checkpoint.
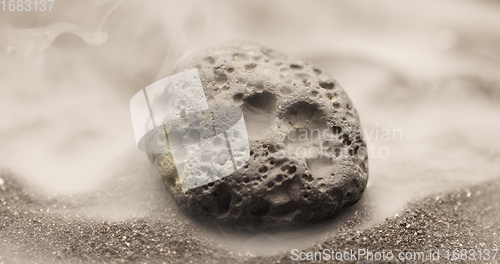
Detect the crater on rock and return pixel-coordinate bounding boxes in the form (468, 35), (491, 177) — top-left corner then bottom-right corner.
(242, 91), (277, 140)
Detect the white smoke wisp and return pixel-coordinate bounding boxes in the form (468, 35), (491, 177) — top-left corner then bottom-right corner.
(0, 0), (155, 199)
(1, 23), (107, 57)
(153, 0), (214, 79)
(0, 0), (216, 221)
(0, 0), (125, 58)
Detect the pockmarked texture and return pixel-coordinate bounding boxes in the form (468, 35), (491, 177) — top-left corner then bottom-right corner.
(151, 41), (369, 230)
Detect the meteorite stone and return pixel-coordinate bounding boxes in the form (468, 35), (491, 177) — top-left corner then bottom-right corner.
(150, 41), (369, 230)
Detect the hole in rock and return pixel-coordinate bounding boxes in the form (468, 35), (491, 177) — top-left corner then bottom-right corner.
(233, 93), (244, 103)
(203, 57), (215, 64)
(306, 156), (334, 179)
(290, 64), (303, 71)
(213, 184), (232, 216)
(331, 126), (342, 135)
(259, 166), (268, 173)
(215, 74), (228, 88)
(245, 63), (257, 71)
(241, 91), (277, 140)
(319, 82), (335, 90)
(282, 101), (327, 129)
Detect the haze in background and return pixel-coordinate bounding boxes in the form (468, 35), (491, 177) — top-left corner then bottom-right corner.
(1, 0), (500, 255)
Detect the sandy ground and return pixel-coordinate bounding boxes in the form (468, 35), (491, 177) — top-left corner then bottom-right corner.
(1, 0), (500, 263)
(0, 173), (499, 263)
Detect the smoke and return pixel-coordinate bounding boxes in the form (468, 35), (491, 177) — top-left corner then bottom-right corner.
(0, 0), (126, 58)
(1, 0), (500, 257)
(0, 0), (223, 224)
(1, 23), (103, 57)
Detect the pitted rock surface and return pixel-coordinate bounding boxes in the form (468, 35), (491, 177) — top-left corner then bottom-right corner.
(150, 41), (369, 230)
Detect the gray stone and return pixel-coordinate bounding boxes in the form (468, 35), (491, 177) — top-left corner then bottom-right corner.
(150, 41), (368, 231)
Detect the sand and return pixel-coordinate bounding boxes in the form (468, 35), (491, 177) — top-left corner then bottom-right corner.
(1, 172), (498, 263)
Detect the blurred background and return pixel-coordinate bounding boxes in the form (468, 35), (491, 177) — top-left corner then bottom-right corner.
(1, 0), (500, 254)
